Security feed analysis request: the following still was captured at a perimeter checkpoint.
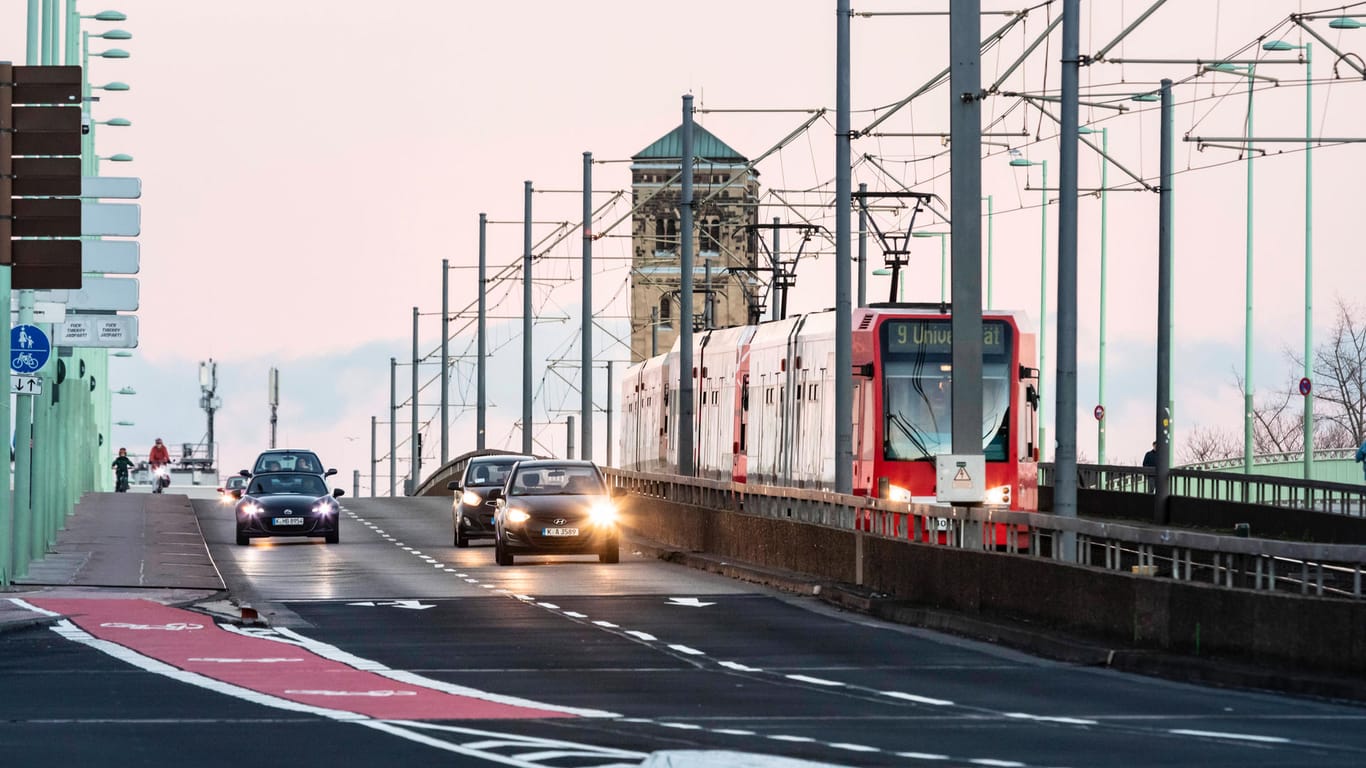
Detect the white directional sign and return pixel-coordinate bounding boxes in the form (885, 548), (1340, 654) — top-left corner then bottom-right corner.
(81, 240), (140, 274)
(81, 202), (141, 237)
(12, 375), (42, 395)
(81, 176), (142, 199)
(35, 276), (139, 311)
(8, 301), (66, 324)
(54, 315), (138, 348)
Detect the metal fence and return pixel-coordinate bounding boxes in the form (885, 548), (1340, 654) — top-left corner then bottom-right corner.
(605, 467), (1366, 601)
(1042, 462), (1366, 517)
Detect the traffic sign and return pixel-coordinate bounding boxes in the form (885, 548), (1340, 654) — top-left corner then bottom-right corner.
(35, 276), (139, 311)
(81, 202), (140, 236)
(10, 324), (51, 373)
(8, 301), (65, 324)
(1094, 405), (1105, 421)
(1299, 377), (1312, 396)
(11, 239), (81, 288)
(81, 176), (142, 200)
(11, 374), (42, 395)
(81, 240), (140, 274)
(54, 315), (138, 348)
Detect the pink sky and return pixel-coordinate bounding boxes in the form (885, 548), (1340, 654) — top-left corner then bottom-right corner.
(6, 1), (1362, 489)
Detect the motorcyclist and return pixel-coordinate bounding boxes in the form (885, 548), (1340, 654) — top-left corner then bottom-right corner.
(148, 438), (172, 492)
(111, 448), (134, 492)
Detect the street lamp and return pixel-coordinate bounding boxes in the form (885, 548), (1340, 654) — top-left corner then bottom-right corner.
(114, 421), (134, 426)
(83, 11), (128, 21)
(1263, 38), (1314, 479)
(911, 231), (949, 303)
(114, 387), (135, 395)
(870, 268), (903, 302)
(1010, 156), (1049, 460)
(1079, 125), (1110, 463)
(1328, 17), (1363, 29)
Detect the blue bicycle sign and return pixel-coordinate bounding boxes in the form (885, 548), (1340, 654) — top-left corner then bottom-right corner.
(10, 324), (51, 373)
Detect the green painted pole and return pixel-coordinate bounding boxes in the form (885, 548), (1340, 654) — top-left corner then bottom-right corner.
(1098, 128), (1109, 464)
(1303, 44), (1314, 480)
(1039, 160), (1048, 462)
(1243, 67), (1255, 475)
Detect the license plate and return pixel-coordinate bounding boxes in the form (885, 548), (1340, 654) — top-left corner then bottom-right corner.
(542, 527), (579, 536)
(273, 517), (304, 526)
(936, 517), (950, 532)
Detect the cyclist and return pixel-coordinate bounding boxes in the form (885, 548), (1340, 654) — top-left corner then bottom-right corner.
(148, 438), (172, 493)
(111, 448), (134, 492)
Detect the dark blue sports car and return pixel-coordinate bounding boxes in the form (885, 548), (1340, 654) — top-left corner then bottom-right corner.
(234, 471), (344, 545)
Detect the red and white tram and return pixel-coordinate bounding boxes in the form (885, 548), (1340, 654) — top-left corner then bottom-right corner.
(620, 304), (1039, 512)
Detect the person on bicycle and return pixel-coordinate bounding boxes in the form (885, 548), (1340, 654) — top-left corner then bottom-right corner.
(111, 448), (134, 492)
(148, 438), (171, 469)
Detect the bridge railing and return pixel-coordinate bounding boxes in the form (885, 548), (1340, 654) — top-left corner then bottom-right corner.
(1041, 463), (1366, 517)
(605, 467), (1366, 601)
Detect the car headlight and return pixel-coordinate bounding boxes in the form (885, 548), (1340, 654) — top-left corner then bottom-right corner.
(887, 484), (912, 503)
(240, 502), (261, 516)
(589, 501), (617, 525)
(461, 490), (482, 507)
(313, 501), (335, 515)
(505, 508), (530, 524)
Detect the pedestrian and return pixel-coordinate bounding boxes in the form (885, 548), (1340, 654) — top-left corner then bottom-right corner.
(1142, 441), (1157, 469)
(111, 448), (134, 492)
(1355, 437), (1366, 483)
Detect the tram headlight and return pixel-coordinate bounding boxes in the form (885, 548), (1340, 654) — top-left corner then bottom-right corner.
(985, 484), (1012, 507)
(887, 484), (912, 503)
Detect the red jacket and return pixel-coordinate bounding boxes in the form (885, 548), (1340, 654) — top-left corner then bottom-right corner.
(148, 443), (171, 466)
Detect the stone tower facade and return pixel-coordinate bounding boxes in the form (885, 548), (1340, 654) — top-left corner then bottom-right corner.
(629, 124), (761, 362)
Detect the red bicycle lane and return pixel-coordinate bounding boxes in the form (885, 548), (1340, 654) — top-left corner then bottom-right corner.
(24, 597), (588, 721)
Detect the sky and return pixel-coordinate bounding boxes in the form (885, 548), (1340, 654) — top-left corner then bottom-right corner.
(4, 1), (1364, 492)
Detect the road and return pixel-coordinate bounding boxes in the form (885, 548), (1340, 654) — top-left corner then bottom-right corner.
(2, 493), (1364, 767)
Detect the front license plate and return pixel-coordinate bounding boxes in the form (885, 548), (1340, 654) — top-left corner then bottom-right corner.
(273, 517), (304, 526)
(542, 527), (579, 536)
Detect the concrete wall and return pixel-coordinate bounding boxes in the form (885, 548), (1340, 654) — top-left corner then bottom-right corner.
(622, 492), (1366, 678)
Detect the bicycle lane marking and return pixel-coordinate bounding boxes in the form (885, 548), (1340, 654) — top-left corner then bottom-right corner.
(18, 598), (606, 721)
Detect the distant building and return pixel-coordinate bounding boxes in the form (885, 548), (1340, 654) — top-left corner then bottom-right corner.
(629, 123), (761, 362)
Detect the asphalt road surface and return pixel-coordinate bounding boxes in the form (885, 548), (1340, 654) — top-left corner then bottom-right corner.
(2, 493), (1363, 767)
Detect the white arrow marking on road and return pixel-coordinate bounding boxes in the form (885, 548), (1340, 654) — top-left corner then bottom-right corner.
(347, 600), (435, 610)
(667, 597), (716, 608)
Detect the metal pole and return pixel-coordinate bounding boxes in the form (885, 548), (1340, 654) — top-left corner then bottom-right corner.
(857, 184), (868, 308)
(1097, 128), (1109, 464)
(1038, 160), (1048, 461)
(1155, 79), (1174, 524)
(606, 360), (614, 467)
(411, 306), (420, 493)
(678, 94), (696, 477)
(370, 415), (376, 497)
(770, 217), (781, 321)
(985, 195), (994, 309)
(650, 307), (659, 357)
(1054, 0), (1080, 553)
(582, 151), (594, 462)
(523, 181), (534, 454)
(441, 258), (449, 465)
(1243, 66), (1255, 474)
(566, 415), (576, 460)
(478, 213), (487, 451)
(834, 0), (853, 494)
(938, 235), (947, 304)
(352, 470), (359, 499)
(1303, 45), (1314, 480)
(389, 357), (397, 497)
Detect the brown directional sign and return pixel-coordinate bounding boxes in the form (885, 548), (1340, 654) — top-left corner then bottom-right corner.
(12, 65), (82, 105)
(12, 157), (81, 196)
(1, 63), (12, 264)
(12, 240), (81, 289)
(12, 198), (81, 237)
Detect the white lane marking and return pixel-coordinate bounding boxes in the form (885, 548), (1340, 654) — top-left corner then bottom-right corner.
(658, 722), (704, 730)
(443, 568), (457, 573)
(411, 551), (423, 555)
(563, 611), (587, 618)
(403, 547), (414, 551)
(880, 690), (954, 706)
(785, 674), (845, 687)
(714, 728), (756, 736)
(99, 622), (203, 631)
(513, 595), (534, 602)
(454, 573), (467, 577)
(379, 720), (647, 763)
(8, 598), (61, 617)
(717, 661), (762, 673)
(897, 753), (950, 761)
(666, 597), (716, 607)
(432, 564), (444, 568)
(480, 584), (495, 589)
(187, 657), (303, 663)
(768, 735), (816, 743)
(536, 602), (560, 610)
(830, 743), (881, 753)
(1005, 712), (1097, 725)
(668, 644), (705, 656)
(286, 689), (417, 697)
(625, 630), (656, 641)
(464, 578), (479, 583)
(1169, 729), (1291, 744)
(969, 760), (1026, 767)
(592, 620), (619, 629)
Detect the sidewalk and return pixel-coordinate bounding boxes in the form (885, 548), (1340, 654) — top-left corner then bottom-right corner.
(0, 491), (225, 632)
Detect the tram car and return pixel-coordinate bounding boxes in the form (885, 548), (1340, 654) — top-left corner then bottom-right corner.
(620, 304), (1039, 513)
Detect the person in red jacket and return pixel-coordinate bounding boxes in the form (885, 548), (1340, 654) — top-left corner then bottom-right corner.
(148, 438), (171, 469)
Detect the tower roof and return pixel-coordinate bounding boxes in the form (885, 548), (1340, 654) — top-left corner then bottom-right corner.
(633, 122), (748, 163)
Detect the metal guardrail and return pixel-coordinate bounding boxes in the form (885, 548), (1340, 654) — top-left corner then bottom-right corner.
(1041, 463), (1366, 517)
(605, 467), (1366, 601)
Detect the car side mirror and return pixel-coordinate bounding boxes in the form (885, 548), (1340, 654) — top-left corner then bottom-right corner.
(231, 489), (244, 499)
(325, 468), (338, 478)
(239, 469), (251, 478)
(447, 480), (460, 491)
(485, 488), (504, 501)
(332, 488), (345, 498)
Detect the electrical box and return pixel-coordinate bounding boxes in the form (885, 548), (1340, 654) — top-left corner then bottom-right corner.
(936, 454), (985, 504)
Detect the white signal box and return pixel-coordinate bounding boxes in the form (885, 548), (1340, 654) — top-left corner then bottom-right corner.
(936, 454), (985, 504)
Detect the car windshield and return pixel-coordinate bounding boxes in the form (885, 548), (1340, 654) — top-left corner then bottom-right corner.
(225, 477), (247, 490)
(466, 459), (525, 487)
(509, 466), (604, 496)
(254, 453), (322, 474)
(249, 473), (328, 497)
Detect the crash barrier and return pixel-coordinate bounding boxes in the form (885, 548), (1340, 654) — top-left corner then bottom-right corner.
(603, 467), (1366, 677)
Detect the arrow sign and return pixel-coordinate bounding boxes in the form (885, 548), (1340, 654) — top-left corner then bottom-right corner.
(347, 600), (434, 610)
(667, 597), (716, 608)
(11, 375), (42, 395)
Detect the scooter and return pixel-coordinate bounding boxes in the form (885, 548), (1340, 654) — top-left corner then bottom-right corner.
(152, 465), (171, 494)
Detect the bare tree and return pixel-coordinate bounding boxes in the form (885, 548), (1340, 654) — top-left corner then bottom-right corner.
(1287, 297), (1366, 446)
(1180, 424), (1240, 465)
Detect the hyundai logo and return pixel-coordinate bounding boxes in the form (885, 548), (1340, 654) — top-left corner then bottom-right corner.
(552, 518), (568, 526)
